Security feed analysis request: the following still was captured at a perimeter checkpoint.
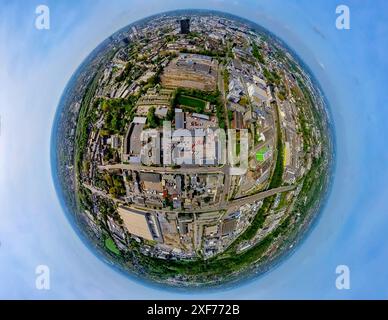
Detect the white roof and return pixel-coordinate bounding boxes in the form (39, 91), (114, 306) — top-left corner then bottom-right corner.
(247, 83), (268, 101)
(133, 117), (147, 124)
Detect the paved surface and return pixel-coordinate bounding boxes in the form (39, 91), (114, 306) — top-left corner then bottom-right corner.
(84, 180), (294, 215)
(225, 185), (295, 213)
(131, 185), (295, 215)
(99, 163), (227, 175)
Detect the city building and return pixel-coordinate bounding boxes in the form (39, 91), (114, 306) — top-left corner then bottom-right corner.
(180, 18), (190, 34)
(118, 206), (163, 242)
(122, 117), (147, 163)
(247, 83), (268, 105)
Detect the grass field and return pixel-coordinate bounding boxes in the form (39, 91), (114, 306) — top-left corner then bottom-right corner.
(105, 237), (120, 255)
(256, 146), (269, 162)
(177, 95), (206, 110)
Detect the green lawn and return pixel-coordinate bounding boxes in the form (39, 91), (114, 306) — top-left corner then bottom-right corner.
(256, 146), (269, 162)
(105, 237), (120, 255)
(177, 95), (206, 110)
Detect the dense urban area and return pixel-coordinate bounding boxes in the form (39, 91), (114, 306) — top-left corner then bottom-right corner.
(55, 11), (332, 287)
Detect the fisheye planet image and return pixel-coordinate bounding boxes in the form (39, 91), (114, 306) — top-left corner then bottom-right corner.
(53, 10), (333, 287)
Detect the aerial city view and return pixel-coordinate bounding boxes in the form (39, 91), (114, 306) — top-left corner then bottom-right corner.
(53, 10), (333, 287)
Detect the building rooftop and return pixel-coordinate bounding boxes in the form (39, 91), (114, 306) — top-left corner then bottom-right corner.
(124, 123), (145, 156)
(175, 110), (185, 129)
(118, 207), (154, 241)
(139, 172), (161, 183)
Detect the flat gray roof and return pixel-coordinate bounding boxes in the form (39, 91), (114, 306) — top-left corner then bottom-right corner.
(128, 123), (145, 155)
(175, 111), (185, 129)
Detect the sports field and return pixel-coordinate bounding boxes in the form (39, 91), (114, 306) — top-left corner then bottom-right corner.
(105, 237), (120, 255)
(256, 146), (269, 162)
(177, 95), (206, 110)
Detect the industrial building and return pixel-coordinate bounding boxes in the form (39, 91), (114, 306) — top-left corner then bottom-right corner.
(118, 206), (163, 242)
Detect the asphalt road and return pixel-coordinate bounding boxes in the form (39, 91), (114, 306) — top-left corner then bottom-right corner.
(99, 163), (228, 175)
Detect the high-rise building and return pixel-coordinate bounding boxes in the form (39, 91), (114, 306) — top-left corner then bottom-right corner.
(180, 18), (190, 34)
(131, 25), (140, 40)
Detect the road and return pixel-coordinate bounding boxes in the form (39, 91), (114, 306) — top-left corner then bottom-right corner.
(132, 185), (295, 215)
(98, 163), (227, 175)
(84, 177), (294, 216)
(83, 183), (124, 204)
(217, 63), (231, 203)
(225, 185), (295, 213)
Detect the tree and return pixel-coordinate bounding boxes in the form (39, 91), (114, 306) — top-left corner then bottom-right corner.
(228, 110), (233, 122)
(101, 100), (110, 112)
(109, 187), (119, 198)
(252, 42), (265, 65)
(147, 106), (159, 128)
(263, 67), (281, 86)
(166, 107), (175, 121)
(239, 95), (249, 106)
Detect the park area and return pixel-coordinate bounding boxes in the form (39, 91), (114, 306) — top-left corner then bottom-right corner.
(256, 146), (269, 162)
(176, 95), (207, 113)
(105, 237), (120, 255)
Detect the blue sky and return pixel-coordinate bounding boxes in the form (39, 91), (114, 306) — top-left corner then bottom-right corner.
(0, 0), (388, 299)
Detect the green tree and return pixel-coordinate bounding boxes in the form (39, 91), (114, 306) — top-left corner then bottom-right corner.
(147, 106), (159, 128)
(252, 42), (265, 64)
(167, 107), (175, 121)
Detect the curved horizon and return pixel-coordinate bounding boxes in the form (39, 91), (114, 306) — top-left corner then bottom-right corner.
(51, 8), (335, 291)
